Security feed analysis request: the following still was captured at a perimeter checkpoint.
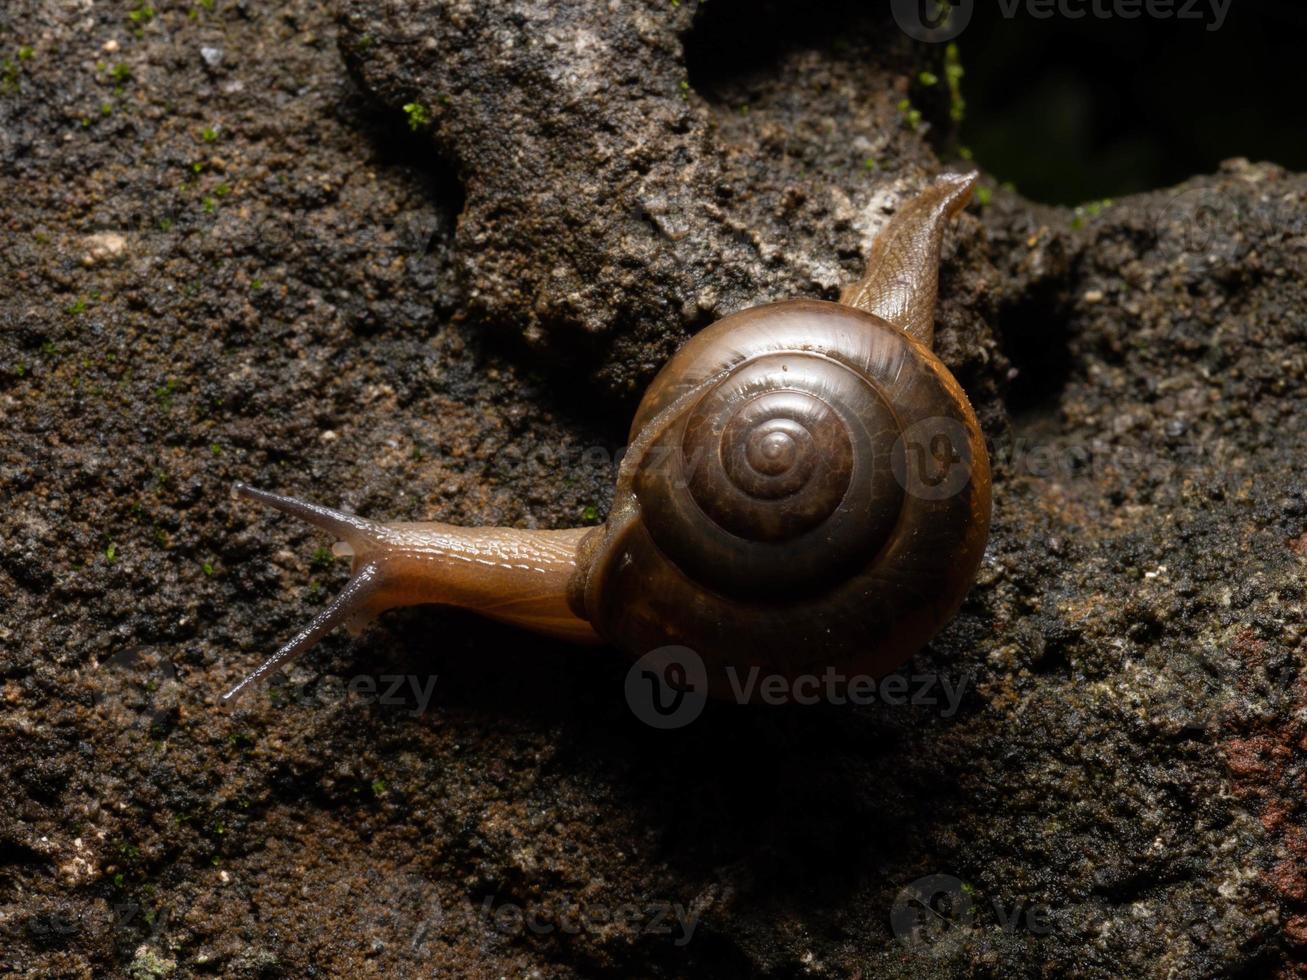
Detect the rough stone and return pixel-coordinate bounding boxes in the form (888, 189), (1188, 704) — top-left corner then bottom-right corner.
(0, 0), (1303, 977)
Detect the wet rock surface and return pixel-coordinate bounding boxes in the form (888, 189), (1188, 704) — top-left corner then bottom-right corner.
(1, 1), (1303, 978)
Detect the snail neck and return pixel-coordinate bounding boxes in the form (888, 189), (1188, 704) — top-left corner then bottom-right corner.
(360, 521), (602, 646)
(838, 170), (977, 348)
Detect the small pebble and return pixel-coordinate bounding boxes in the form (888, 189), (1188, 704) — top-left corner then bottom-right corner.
(201, 45), (224, 67)
(81, 232), (128, 267)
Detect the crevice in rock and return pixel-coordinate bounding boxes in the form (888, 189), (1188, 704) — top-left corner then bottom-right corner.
(994, 264), (1078, 420)
(683, 0), (890, 105)
(342, 80), (466, 288)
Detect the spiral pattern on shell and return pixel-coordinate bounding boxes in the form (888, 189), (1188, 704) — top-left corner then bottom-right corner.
(636, 350), (907, 598)
(572, 299), (991, 689)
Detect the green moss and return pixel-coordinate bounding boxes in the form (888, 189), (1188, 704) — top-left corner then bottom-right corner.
(402, 101), (430, 131)
(581, 505), (599, 523)
(311, 546), (334, 569)
(156, 378), (177, 409)
(896, 98), (922, 131)
(1071, 198), (1114, 230)
(200, 126), (218, 143)
(975, 185), (992, 207)
(213, 182), (231, 198)
(66, 298), (88, 315)
(109, 63), (132, 83)
(201, 196), (216, 213)
(1, 59), (19, 94)
(128, 4), (155, 24)
(106, 543), (118, 564)
(862, 157), (878, 171)
(918, 70), (939, 86)
(250, 278), (263, 290)
(17, 46), (34, 61)
(201, 561), (214, 576)
(371, 779), (387, 796)
(945, 43), (966, 123)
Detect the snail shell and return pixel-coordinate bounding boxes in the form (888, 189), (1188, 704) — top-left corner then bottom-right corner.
(572, 298), (990, 693)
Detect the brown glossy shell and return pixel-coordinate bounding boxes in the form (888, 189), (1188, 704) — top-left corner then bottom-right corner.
(571, 298), (991, 694)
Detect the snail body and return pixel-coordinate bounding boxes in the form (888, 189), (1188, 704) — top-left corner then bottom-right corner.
(225, 173), (990, 703)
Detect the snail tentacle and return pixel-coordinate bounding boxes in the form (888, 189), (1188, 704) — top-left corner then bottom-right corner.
(222, 561), (383, 704)
(224, 484), (599, 703)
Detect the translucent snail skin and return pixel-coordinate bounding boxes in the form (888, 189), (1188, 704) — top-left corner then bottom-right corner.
(225, 173), (990, 704)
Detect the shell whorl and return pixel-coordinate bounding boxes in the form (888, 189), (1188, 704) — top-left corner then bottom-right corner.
(633, 347), (906, 599)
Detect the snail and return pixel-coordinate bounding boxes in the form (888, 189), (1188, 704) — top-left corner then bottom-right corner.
(224, 172), (990, 703)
